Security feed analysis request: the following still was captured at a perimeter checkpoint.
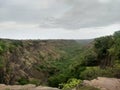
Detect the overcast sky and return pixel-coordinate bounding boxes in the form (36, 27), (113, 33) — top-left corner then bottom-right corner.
(0, 0), (120, 39)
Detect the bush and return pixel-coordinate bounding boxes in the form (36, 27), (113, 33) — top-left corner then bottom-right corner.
(18, 77), (29, 85)
(29, 78), (41, 86)
(61, 78), (82, 90)
(112, 64), (120, 78)
(80, 67), (114, 80)
(48, 74), (69, 87)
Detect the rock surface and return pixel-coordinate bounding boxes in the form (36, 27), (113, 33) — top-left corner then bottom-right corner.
(0, 84), (60, 90)
(83, 77), (120, 90)
(1, 77), (120, 90)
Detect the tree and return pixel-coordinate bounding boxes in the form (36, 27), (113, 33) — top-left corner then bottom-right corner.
(94, 36), (114, 68)
(113, 31), (120, 60)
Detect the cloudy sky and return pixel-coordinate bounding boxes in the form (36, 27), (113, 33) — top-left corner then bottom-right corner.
(0, 0), (120, 39)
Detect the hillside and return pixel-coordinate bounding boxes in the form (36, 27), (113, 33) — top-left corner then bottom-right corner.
(0, 39), (89, 85)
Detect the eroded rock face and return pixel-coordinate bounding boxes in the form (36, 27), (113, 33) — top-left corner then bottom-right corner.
(83, 77), (120, 90)
(0, 84), (60, 90)
(0, 40), (76, 85)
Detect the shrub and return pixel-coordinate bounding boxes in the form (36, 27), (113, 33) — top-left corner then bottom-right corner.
(61, 78), (82, 90)
(80, 67), (114, 80)
(112, 64), (120, 78)
(18, 77), (29, 85)
(29, 78), (41, 86)
(48, 73), (69, 87)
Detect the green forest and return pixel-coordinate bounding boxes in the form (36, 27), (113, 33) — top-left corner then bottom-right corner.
(0, 31), (120, 90)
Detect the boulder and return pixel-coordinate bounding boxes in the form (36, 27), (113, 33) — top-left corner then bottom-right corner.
(83, 77), (120, 90)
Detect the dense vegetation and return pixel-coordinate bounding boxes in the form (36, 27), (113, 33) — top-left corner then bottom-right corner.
(0, 31), (120, 90)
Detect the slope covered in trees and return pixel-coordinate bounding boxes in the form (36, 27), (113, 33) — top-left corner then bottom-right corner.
(0, 31), (120, 90)
(0, 40), (87, 85)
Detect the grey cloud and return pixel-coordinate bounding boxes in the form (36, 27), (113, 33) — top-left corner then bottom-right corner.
(0, 0), (69, 23)
(0, 0), (120, 29)
(53, 0), (120, 29)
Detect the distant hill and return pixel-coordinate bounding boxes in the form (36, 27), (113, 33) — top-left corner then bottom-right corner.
(76, 39), (94, 45)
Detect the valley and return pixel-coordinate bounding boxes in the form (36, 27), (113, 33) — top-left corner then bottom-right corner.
(0, 31), (120, 90)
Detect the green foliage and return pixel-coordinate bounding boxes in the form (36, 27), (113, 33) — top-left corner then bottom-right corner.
(0, 41), (7, 54)
(94, 36), (114, 67)
(80, 67), (101, 80)
(48, 73), (69, 87)
(18, 77), (41, 86)
(113, 31), (120, 60)
(12, 40), (23, 47)
(61, 78), (82, 90)
(111, 64), (120, 78)
(29, 78), (41, 86)
(81, 49), (98, 66)
(0, 40), (16, 54)
(0, 56), (4, 68)
(79, 67), (119, 80)
(18, 77), (29, 85)
(69, 64), (86, 79)
(114, 30), (120, 38)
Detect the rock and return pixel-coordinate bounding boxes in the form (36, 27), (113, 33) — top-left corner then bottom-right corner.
(23, 84), (36, 88)
(0, 84), (60, 90)
(83, 77), (120, 90)
(35, 86), (60, 90)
